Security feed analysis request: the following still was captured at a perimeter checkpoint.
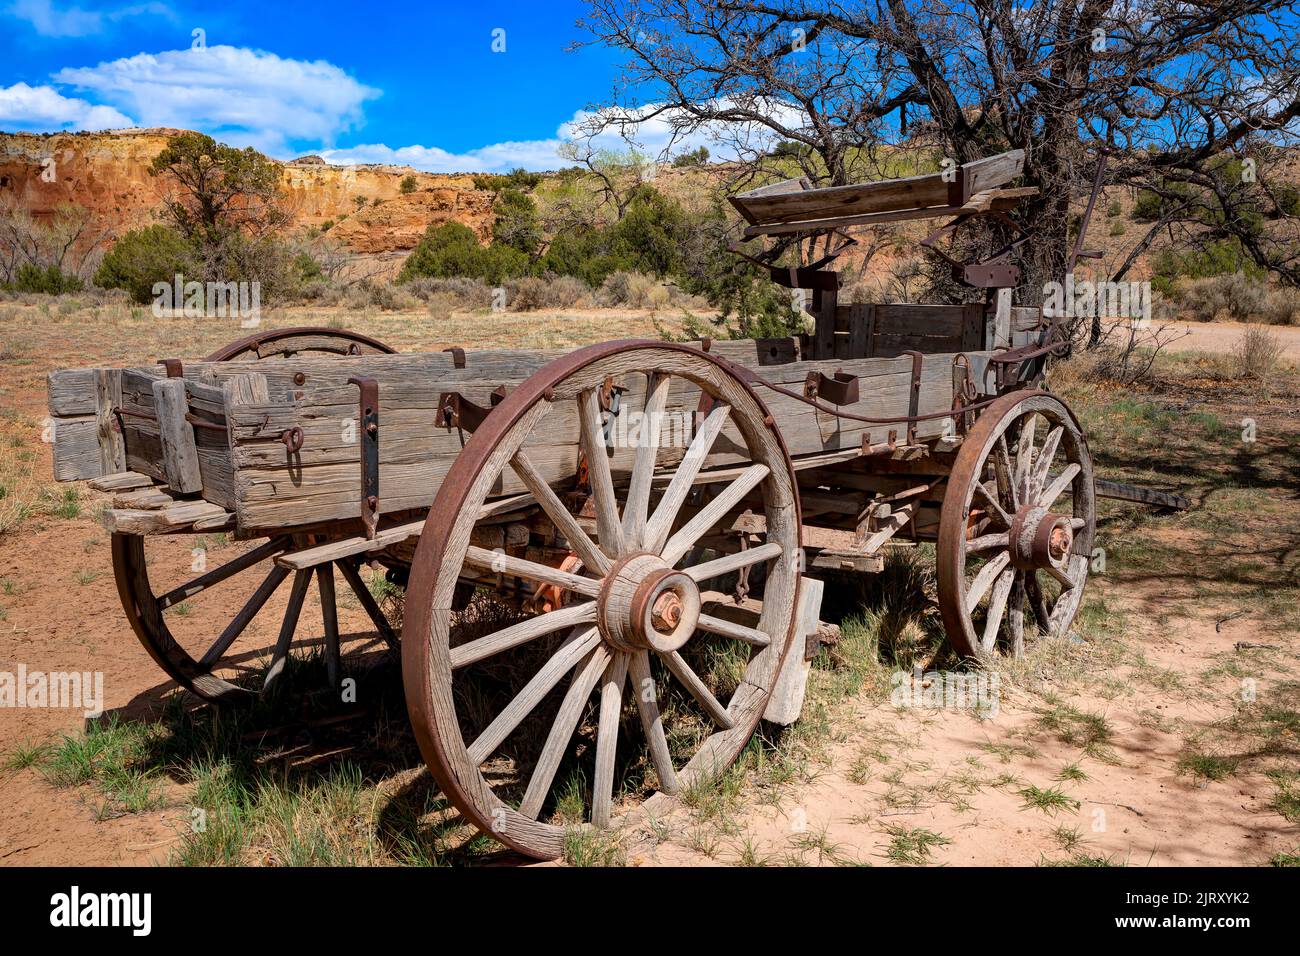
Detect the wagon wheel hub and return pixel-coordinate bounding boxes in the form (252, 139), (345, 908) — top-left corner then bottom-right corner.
(597, 553), (702, 654)
(1008, 505), (1073, 571)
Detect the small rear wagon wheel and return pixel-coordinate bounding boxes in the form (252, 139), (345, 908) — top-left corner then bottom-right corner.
(402, 340), (801, 860)
(937, 390), (1096, 661)
(204, 327), (396, 362)
(113, 533), (398, 705)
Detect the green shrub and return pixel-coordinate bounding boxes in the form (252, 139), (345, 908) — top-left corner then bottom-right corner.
(492, 188), (542, 257)
(1275, 186), (1300, 218)
(472, 168), (543, 192)
(672, 146), (710, 168)
(1153, 237), (1266, 287)
(398, 222), (530, 285)
(7, 264), (84, 295)
(94, 226), (197, 303)
(399, 175), (417, 195)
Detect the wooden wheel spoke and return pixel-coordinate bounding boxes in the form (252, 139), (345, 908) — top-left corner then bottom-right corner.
(644, 403), (732, 554)
(158, 536), (288, 610)
(463, 545), (600, 599)
(660, 463), (770, 566)
(1025, 571), (1052, 634)
(509, 449), (610, 575)
(335, 560), (398, 649)
(519, 645), (612, 819)
(197, 565), (289, 669)
(661, 650), (733, 729)
(1013, 414), (1037, 500)
(467, 627), (601, 764)
(696, 612), (771, 647)
(1008, 572), (1026, 657)
(264, 569), (312, 691)
(965, 550), (1010, 613)
(592, 652), (629, 828)
(994, 434), (1018, 511)
(1045, 562), (1076, 589)
(450, 601), (596, 669)
(621, 372), (672, 550)
(686, 541), (783, 583)
(1032, 426), (1064, 502)
(966, 531), (1009, 553)
(317, 564), (341, 688)
(981, 568), (1015, 651)
(1042, 463), (1081, 508)
(578, 388), (624, 557)
(973, 482), (1012, 528)
(628, 650), (678, 794)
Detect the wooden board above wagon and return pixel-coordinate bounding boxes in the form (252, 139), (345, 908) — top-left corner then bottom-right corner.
(730, 149), (1035, 237)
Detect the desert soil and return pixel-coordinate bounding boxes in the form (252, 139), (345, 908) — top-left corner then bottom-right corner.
(0, 308), (1296, 866)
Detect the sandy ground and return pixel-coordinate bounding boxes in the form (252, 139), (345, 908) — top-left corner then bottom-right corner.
(1156, 319), (1300, 357)
(0, 313), (1296, 867)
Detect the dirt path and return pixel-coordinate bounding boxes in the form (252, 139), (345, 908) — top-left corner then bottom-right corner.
(1156, 319), (1300, 357)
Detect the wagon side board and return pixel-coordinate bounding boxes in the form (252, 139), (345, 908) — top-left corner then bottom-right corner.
(223, 349), (981, 533)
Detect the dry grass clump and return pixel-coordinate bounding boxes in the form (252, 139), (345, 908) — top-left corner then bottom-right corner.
(1231, 325), (1285, 381)
(504, 275), (592, 311)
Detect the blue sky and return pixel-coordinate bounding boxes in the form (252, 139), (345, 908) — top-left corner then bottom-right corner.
(0, 0), (657, 171)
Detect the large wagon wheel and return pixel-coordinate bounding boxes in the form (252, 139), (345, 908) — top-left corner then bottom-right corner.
(937, 390), (1096, 661)
(402, 340), (801, 859)
(113, 534), (398, 704)
(111, 328), (398, 705)
(203, 326), (396, 362)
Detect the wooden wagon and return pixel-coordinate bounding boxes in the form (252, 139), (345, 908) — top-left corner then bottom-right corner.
(47, 152), (1102, 859)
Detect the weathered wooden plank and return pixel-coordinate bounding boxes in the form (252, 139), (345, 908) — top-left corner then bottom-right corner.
(965, 149), (1026, 197)
(94, 369), (126, 476)
(872, 304), (967, 336)
(47, 368), (97, 416)
(763, 576), (823, 725)
(152, 378), (203, 494)
(88, 471), (155, 492)
(50, 415), (100, 481)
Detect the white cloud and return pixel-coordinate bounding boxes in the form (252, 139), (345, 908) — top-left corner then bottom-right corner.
(317, 100), (793, 174)
(52, 45), (379, 155)
(0, 81), (134, 130)
(7, 0), (172, 38)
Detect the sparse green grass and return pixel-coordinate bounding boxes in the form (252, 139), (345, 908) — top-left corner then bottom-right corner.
(1176, 751), (1238, 782)
(1051, 825), (1086, 853)
(1040, 852), (1121, 867)
(881, 824), (949, 865)
(1018, 784), (1082, 815)
(1033, 697), (1117, 761)
(1269, 848), (1300, 867)
(563, 827), (627, 867)
(4, 739), (51, 770)
(1056, 763), (1088, 783)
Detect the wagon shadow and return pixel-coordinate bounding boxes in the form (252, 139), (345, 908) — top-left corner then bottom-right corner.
(94, 634), (533, 865)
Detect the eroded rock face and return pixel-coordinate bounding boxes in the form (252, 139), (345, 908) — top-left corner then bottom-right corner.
(0, 128), (495, 253)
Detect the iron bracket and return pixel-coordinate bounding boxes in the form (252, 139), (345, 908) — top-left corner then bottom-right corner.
(901, 351), (924, 444)
(348, 376), (380, 539)
(803, 369), (860, 406)
(438, 387), (507, 434)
